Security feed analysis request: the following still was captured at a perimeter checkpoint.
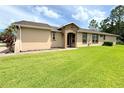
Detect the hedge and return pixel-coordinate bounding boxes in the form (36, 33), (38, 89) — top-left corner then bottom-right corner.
(103, 42), (113, 46)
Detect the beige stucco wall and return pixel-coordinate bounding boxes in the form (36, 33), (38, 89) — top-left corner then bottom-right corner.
(14, 24), (117, 53)
(76, 32), (117, 47)
(90, 34), (102, 46)
(51, 32), (64, 48)
(21, 27), (51, 51)
(61, 24), (79, 48)
(77, 33), (94, 47)
(99, 35), (104, 45)
(14, 29), (21, 53)
(105, 35), (116, 45)
(76, 32), (83, 47)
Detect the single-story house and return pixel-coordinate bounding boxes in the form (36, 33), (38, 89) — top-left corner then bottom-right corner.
(12, 20), (118, 53)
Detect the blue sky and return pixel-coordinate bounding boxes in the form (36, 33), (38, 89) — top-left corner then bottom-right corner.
(0, 5), (116, 31)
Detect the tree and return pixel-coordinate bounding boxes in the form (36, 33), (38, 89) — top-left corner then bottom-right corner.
(110, 5), (124, 34)
(99, 5), (124, 42)
(0, 25), (16, 52)
(99, 17), (116, 34)
(88, 19), (98, 30)
(99, 17), (110, 32)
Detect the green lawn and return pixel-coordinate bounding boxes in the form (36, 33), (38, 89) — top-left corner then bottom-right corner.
(0, 45), (124, 88)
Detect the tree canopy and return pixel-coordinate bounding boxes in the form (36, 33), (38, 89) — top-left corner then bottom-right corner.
(0, 25), (16, 52)
(89, 5), (124, 42)
(88, 19), (98, 30)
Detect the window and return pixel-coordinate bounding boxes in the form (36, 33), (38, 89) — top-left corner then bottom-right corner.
(103, 35), (105, 40)
(92, 34), (98, 44)
(52, 32), (56, 41)
(82, 33), (87, 44)
(100, 35), (105, 40)
(100, 35), (103, 38)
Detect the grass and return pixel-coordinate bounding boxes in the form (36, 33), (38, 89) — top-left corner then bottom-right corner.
(0, 45), (124, 88)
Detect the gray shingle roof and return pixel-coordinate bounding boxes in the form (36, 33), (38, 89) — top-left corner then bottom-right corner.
(13, 20), (51, 29)
(51, 26), (60, 32)
(79, 28), (118, 36)
(12, 20), (118, 36)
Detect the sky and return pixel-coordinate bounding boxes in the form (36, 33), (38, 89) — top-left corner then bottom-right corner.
(0, 5), (116, 31)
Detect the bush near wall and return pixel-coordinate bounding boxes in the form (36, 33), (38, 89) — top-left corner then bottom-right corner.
(103, 42), (113, 46)
(116, 42), (124, 45)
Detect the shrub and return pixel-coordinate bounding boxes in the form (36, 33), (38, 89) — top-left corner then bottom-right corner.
(103, 42), (113, 46)
(116, 42), (124, 45)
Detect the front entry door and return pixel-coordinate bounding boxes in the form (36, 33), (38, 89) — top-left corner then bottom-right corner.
(67, 33), (75, 47)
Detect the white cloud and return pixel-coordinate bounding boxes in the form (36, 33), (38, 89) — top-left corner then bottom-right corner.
(0, 6), (60, 29)
(33, 16), (59, 26)
(72, 6), (106, 23)
(33, 16), (45, 23)
(72, 6), (89, 21)
(0, 6), (39, 26)
(0, 6), (41, 28)
(88, 9), (106, 22)
(35, 6), (61, 19)
(0, 21), (6, 29)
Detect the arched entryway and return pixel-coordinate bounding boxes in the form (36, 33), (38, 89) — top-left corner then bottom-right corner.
(67, 33), (75, 47)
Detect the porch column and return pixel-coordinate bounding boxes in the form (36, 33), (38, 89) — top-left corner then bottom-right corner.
(75, 33), (77, 48)
(64, 32), (67, 48)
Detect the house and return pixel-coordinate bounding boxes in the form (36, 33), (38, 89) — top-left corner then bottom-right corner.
(12, 20), (118, 53)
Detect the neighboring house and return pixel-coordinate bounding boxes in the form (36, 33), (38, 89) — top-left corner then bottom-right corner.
(12, 20), (118, 53)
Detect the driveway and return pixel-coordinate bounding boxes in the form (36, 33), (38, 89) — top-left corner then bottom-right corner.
(0, 46), (8, 54)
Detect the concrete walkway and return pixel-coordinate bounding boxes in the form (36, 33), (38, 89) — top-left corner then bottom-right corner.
(0, 48), (77, 57)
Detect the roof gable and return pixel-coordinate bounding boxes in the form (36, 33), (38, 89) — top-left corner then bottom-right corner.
(58, 23), (79, 30)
